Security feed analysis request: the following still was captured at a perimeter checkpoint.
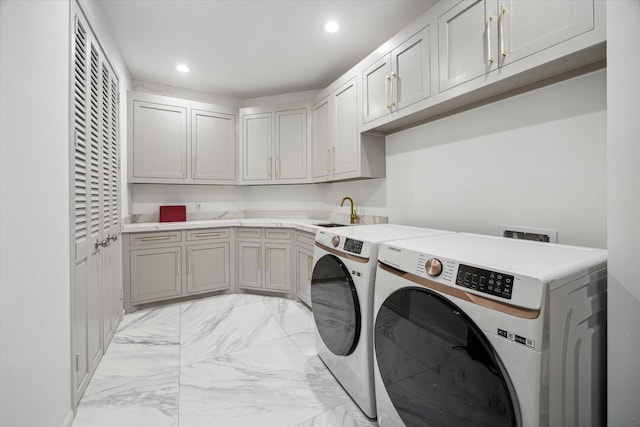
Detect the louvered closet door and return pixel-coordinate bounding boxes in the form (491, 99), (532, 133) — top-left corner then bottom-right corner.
(71, 7), (122, 407)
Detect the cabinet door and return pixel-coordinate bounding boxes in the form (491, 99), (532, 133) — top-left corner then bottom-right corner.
(332, 78), (359, 177)
(186, 243), (230, 294)
(438, 0), (498, 92)
(363, 55), (392, 123)
(242, 113), (273, 181)
(391, 26), (431, 110)
(265, 243), (290, 292)
(311, 96), (332, 179)
(499, 0), (594, 67)
(295, 246), (313, 306)
(275, 108), (307, 181)
(130, 246), (182, 304)
(132, 101), (187, 181)
(192, 110), (236, 182)
(237, 241), (262, 289)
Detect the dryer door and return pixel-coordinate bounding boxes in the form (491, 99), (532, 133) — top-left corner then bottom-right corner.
(311, 254), (361, 356)
(375, 288), (518, 427)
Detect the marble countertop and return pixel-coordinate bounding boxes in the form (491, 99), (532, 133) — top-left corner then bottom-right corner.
(122, 218), (336, 234)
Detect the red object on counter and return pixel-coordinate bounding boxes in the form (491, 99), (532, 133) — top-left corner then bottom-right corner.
(159, 205), (186, 222)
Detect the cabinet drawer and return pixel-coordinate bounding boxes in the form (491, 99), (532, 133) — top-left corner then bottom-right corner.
(237, 228), (263, 239)
(265, 228), (291, 240)
(296, 231), (315, 247)
(129, 231), (182, 246)
(186, 228), (230, 241)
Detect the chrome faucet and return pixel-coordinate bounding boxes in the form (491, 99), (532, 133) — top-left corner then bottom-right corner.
(340, 196), (360, 224)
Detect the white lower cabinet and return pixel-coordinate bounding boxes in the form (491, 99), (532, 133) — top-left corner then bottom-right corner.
(186, 242), (230, 294)
(129, 246), (183, 304)
(294, 231), (314, 306)
(237, 228), (292, 293)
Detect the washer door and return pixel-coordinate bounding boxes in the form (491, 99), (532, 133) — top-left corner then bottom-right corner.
(311, 254), (361, 356)
(375, 288), (518, 427)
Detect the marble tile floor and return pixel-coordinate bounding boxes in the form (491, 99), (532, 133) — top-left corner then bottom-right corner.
(72, 294), (379, 427)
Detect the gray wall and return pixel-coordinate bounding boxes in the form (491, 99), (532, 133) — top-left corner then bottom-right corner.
(607, 1), (640, 424)
(386, 70), (607, 248)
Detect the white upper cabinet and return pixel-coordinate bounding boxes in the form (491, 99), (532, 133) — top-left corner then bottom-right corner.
(192, 110), (236, 182)
(363, 26), (430, 123)
(438, 0), (597, 92)
(311, 74), (385, 182)
(132, 101), (187, 182)
(242, 112), (273, 182)
(240, 105), (309, 184)
(128, 92), (238, 185)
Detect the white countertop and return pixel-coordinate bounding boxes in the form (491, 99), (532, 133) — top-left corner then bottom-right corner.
(122, 218), (335, 234)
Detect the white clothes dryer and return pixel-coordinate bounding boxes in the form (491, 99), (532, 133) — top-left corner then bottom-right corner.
(310, 224), (452, 419)
(373, 233), (607, 427)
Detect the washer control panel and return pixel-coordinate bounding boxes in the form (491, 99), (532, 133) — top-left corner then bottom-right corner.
(456, 264), (514, 300)
(343, 238), (364, 255)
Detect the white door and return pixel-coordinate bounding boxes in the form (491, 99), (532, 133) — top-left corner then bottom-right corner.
(275, 109), (307, 181)
(311, 96), (332, 179)
(132, 100), (187, 181)
(187, 243), (231, 294)
(242, 113), (272, 181)
(438, 0), (498, 92)
(363, 55), (392, 123)
(499, 0), (594, 67)
(332, 78), (359, 177)
(237, 241), (262, 289)
(391, 26), (431, 110)
(130, 247), (183, 304)
(192, 110), (236, 182)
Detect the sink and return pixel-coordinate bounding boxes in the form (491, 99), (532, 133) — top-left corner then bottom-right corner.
(316, 223), (348, 228)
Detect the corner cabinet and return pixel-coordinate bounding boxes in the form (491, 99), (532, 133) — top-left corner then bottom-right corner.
(128, 92), (238, 184)
(240, 105), (309, 184)
(311, 74), (385, 182)
(236, 228), (292, 293)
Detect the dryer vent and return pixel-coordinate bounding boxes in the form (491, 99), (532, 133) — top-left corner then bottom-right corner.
(498, 225), (557, 243)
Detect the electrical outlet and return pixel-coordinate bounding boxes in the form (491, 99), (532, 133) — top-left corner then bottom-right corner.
(196, 202), (202, 212)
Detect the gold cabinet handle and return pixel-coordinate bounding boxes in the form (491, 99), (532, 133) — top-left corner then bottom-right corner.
(266, 249), (269, 270)
(192, 156), (196, 178)
(176, 250), (180, 276)
(326, 147), (331, 172)
(195, 232), (222, 237)
(276, 156), (280, 178)
(487, 13), (494, 64)
(500, 4), (506, 58)
(187, 249), (191, 274)
(181, 154), (186, 177)
(390, 72), (397, 108)
(307, 255), (312, 282)
(267, 156), (272, 178)
(385, 75), (391, 109)
(138, 236), (171, 242)
(332, 145), (336, 172)
(257, 247), (260, 270)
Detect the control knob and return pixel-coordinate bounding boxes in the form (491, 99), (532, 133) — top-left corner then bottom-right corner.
(425, 258), (443, 277)
(331, 236), (340, 247)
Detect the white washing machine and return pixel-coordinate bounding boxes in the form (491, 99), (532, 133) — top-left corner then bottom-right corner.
(373, 233), (607, 427)
(311, 224), (453, 419)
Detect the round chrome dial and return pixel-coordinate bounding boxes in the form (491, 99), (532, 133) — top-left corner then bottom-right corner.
(331, 236), (340, 247)
(425, 258), (443, 277)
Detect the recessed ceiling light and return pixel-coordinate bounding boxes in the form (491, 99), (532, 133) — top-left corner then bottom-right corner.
(176, 64), (190, 73)
(324, 21), (340, 33)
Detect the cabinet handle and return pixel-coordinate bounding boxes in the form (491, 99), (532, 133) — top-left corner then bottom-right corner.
(276, 156), (280, 178)
(95, 239), (108, 250)
(187, 250), (191, 274)
(307, 255), (312, 282)
(182, 154), (186, 177)
(195, 232), (222, 237)
(176, 251), (181, 276)
(137, 236), (171, 242)
(266, 249), (270, 270)
(268, 156), (272, 177)
(326, 147), (331, 172)
(257, 247), (260, 270)
(390, 72), (397, 108)
(192, 156), (196, 179)
(500, 4), (506, 58)
(332, 146), (336, 172)
(385, 75), (391, 109)
(487, 13), (494, 64)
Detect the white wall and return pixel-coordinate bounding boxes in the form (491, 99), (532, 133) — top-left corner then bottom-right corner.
(386, 70), (607, 247)
(0, 1), (73, 426)
(607, 1), (640, 424)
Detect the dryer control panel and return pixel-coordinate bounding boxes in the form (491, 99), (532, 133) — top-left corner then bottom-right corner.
(456, 264), (514, 300)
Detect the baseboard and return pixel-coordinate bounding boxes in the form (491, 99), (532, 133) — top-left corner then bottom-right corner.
(61, 409), (75, 427)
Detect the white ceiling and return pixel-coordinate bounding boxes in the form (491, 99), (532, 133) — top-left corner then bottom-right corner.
(95, 0), (437, 99)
